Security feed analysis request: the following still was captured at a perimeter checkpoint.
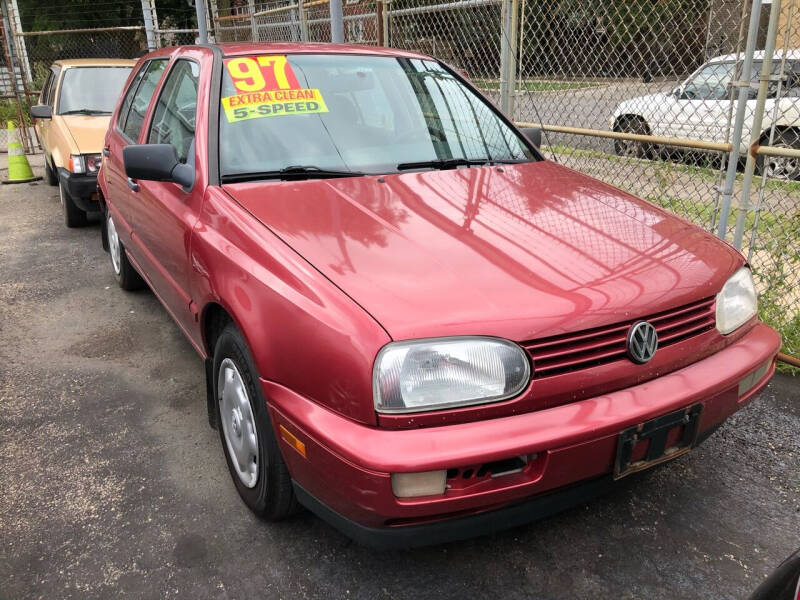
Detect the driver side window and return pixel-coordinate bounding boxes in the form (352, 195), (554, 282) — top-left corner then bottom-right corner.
(683, 62), (735, 100)
(147, 60), (199, 165)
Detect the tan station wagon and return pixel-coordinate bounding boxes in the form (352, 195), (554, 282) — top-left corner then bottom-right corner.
(31, 59), (135, 227)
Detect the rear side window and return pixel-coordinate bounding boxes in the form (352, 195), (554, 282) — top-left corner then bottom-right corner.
(118, 59), (167, 142)
(147, 60), (199, 164)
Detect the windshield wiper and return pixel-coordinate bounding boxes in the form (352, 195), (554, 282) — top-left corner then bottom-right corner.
(397, 157), (531, 171)
(59, 109), (111, 115)
(397, 158), (490, 171)
(221, 165), (364, 183)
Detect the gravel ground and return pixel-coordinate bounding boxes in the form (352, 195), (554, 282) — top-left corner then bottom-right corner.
(0, 156), (798, 599)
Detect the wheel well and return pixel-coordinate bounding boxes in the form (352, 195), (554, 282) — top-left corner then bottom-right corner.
(760, 125), (800, 144)
(202, 302), (233, 357)
(613, 114), (651, 134)
(201, 302), (234, 430)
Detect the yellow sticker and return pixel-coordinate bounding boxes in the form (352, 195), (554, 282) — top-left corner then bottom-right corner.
(222, 89), (328, 122)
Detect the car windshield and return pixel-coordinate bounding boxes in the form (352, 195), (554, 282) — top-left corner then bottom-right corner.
(218, 54), (537, 179)
(58, 67), (132, 115)
(683, 59), (800, 100)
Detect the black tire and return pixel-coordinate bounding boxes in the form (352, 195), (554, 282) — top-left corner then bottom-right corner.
(214, 322), (299, 520)
(757, 129), (800, 181)
(105, 211), (144, 291)
(613, 117), (653, 159)
(44, 156), (58, 186)
(59, 179), (88, 228)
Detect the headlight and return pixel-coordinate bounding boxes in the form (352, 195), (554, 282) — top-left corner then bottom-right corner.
(716, 267), (758, 334)
(84, 154), (102, 173)
(69, 154), (102, 174)
(373, 337), (530, 413)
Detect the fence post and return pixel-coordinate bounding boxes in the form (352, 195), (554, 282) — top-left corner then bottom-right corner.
(499, 0), (518, 116)
(732, 0), (782, 249)
(247, 0), (257, 41)
(141, 0), (158, 51)
(194, 0), (209, 44)
(330, 0), (344, 42)
(716, 0), (762, 240)
(6, 0), (29, 83)
(299, 0), (308, 42)
(0, 0), (32, 153)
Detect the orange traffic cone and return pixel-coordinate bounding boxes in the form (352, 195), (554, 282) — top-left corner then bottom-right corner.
(3, 120), (41, 184)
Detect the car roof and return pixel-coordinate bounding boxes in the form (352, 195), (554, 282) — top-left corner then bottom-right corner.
(215, 42), (431, 61)
(54, 58), (137, 68)
(708, 48), (800, 63)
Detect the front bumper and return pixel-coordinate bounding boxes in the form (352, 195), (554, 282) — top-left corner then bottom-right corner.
(57, 168), (99, 212)
(266, 321), (780, 547)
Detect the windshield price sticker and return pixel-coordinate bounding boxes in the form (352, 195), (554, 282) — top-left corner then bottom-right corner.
(226, 56), (300, 92)
(222, 56), (328, 122)
(222, 89), (328, 122)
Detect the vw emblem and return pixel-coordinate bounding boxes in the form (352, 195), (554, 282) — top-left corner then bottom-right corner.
(627, 321), (658, 364)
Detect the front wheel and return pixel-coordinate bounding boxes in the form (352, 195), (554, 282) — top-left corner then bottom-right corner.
(60, 180), (88, 228)
(214, 322), (298, 520)
(613, 117), (653, 159)
(758, 129), (800, 181)
(44, 156), (58, 186)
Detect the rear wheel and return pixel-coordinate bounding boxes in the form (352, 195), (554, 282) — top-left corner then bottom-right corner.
(106, 211), (144, 291)
(614, 117), (653, 159)
(214, 322), (298, 520)
(60, 180), (88, 228)
(758, 129), (800, 181)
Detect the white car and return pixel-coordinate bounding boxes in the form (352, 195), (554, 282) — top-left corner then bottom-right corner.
(611, 50), (800, 179)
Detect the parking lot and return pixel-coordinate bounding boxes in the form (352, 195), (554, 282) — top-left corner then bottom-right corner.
(0, 156), (798, 599)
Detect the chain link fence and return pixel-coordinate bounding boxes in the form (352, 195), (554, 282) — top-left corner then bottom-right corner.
(2, 0), (798, 365)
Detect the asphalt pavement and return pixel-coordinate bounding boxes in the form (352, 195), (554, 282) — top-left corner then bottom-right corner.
(0, 156), (798, 599)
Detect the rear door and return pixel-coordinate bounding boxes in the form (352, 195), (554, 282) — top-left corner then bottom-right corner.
(104, 58), (168, 235)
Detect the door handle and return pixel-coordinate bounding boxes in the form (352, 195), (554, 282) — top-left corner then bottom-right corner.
(127, 177), (139, 192)
(103, 147), (110, 157)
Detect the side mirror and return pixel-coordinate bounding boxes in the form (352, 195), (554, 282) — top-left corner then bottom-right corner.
(31, 104), (52, 119)
(123, 144), (194, 189)
(672, 87), (681, 98)
(520, 127), (542, 148)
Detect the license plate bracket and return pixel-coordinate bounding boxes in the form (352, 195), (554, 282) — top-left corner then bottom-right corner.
(614, 403), (703, 479)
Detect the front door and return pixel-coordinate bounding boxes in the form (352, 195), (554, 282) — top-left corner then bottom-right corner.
(132, 58), (204, 343)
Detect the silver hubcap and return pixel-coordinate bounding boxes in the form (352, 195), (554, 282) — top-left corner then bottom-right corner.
(59, 182), (65, 205)
(107, 214), (121, 276)
(765, 144), (799, 180)
(218, 358), (259, 488)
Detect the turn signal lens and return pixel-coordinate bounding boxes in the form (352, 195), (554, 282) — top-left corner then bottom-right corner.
(69, 154), (84, 173)
(278, 425), (306, 458)
(391, 470), (447, 498)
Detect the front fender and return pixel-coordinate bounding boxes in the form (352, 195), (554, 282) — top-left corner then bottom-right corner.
(191, 187), (391, 426)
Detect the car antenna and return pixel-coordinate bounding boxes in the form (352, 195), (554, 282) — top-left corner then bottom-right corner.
(496, 17), (559, 163)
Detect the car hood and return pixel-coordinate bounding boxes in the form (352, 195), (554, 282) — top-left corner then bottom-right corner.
(58, 115), (111, 154)
(614, 92), (669, 116)
(223, 161), (742, 341)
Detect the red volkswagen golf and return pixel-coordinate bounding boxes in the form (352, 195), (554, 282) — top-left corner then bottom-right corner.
(98, 43), (780, 547)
